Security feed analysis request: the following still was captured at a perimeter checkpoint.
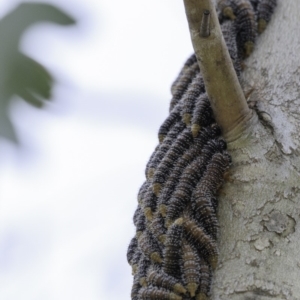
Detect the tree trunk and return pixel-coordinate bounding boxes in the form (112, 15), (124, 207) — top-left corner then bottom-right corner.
(211, 1), (300, 299)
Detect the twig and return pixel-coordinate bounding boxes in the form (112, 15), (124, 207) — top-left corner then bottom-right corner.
(183, 0), (252, 139)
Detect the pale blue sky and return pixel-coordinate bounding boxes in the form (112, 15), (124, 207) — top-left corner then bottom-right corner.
(0, 1), (193, 299)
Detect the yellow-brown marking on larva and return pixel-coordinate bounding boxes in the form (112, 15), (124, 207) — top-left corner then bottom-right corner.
(187, 283), (198, 297)
(165, 218), (173, 229)
(196, 293), (209, 300)
(223, 6), (236, 20)
(144, 207), (153, 221)
(136, 231), (143, 239)
(244, 41), (254, 57)
(191, 123), (201, 138)
(209, 256), (218, 270)
(153, 183), (162, 196)
(223, 170), (234, 183)
(173, 283), (187, 295)
(174, 217), (183, 226)
(159, 204), (167, 217)
(158, 234), (167, 244)
(147, 168), (155, 180)
(139, 277), (147, 287)
(183, 113), (192, 126)
(150, 252), (163, 264)
(169, 293), (182, 300)
(258, 18), (267, 33)
(159, 134), (165, 143)
(132, 264), (138, 275)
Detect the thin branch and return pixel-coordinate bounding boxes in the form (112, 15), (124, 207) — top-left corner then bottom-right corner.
(183, 0), (252, 140)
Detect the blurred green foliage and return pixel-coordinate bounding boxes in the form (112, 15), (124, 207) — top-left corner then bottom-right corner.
(0, 2), (76, 142)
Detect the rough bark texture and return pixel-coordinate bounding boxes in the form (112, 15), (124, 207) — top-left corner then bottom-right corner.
(212, 1), (300, 299)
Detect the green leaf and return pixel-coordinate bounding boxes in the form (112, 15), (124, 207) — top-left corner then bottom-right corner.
(0, 2), (76, 142)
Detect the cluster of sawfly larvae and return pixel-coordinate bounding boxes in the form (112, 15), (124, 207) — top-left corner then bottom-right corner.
(127, 1), (276, 299)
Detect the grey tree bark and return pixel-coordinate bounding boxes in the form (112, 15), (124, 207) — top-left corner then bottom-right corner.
(209, 1), (300, 299)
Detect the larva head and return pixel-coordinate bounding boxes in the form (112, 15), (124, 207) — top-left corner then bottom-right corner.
(165, 218), (173, 228)
(258, 18), (267, 33)
(223, 6), (236, 20)
(196, 292), (209, 300)
(209, 255), (218, 270)
(144, 207), (153, 221)
(159, 204), (167, 217)
(191, 123), (201, 138)
(147, 168), (155, 180)
(244, 41), (254, 58)
(183, 113), (192, 126)
(158, 234), (167, 244)
(132, 264), (138, 275)
(174, 217), (184, 226)
(136, 231), (143, 239)
(158, 134), (165, 143)
(223, 170), (233, 182)
(169, 292), (183, 300)
(173, 283), (187, 295)
(187, 282), (199, 297)
(153, 183), (162, 196)
(150, 252), (163, 264)
(139, 277), (147, 287)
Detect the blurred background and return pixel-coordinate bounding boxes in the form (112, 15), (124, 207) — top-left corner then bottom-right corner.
(0, 0), (193, 299)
